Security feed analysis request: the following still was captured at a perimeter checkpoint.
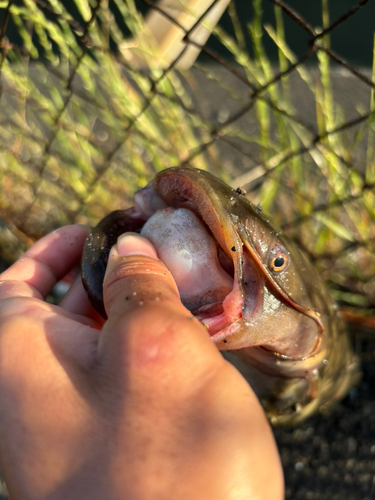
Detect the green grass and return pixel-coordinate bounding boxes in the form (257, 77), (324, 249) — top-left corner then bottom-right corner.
(0, 0), (374, 313)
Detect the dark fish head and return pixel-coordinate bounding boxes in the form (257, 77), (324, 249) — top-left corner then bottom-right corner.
(82, 167), (328, 362)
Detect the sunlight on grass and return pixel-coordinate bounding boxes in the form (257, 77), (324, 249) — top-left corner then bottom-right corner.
(0, 0), (374, 312)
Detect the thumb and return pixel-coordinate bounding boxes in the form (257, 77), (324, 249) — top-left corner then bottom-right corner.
(99, 233), (221, 389)
(103, 232), (181, 320)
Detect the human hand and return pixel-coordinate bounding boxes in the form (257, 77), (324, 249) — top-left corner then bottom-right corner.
(0, 225), (284, 500)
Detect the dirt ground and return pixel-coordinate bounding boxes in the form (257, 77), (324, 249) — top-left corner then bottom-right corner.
(275, 352), (375, 500)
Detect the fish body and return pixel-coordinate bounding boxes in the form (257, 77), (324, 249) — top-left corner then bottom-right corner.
(82, 167), (360, 424)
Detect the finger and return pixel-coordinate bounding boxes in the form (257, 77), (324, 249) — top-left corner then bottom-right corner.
(59, 274), (105, 325)
(102, 233), (180, 319)
(0, 225), (88, 299)
(98, 233), (222, 393)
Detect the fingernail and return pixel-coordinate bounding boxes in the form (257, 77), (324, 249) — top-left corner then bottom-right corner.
(116, 233), (158, 259)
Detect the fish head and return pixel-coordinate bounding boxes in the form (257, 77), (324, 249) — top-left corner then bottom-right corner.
(82, 167), (326, 361)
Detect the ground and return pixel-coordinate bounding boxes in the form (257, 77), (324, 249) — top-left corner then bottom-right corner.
(275, 353), (375, 500)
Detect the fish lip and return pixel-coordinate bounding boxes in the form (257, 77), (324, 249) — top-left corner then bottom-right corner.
(237, 345), (328, 378)
(203, 260), (265, 345)
(209, 318), (243, 343)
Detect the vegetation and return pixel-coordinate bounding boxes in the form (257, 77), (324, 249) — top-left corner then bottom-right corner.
(0, 0), (374, 314)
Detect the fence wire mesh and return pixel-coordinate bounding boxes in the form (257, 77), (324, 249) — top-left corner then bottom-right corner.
(0, 0), (374, 318)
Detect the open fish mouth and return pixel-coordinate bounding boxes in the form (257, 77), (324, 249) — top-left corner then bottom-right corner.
(82, 167), (264, 344)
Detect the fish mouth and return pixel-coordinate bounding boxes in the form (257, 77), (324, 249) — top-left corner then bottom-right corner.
(82, 167), (265, 345)
(192, 245), (265, 342)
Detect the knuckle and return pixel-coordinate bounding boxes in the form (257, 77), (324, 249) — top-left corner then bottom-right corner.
(109, 305), (185, 360)
(102, 305), (216, 390)
(103, 258), (179, 317)
(104, 257), (171, 293)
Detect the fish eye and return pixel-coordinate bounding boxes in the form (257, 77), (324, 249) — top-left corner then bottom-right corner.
(269, 248), (289, 273)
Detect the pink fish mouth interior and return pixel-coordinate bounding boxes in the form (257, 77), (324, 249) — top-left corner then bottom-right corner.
(131, 186), (264, 339)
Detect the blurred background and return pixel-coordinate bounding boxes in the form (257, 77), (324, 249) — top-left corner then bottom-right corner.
(0, 0), (374, 498)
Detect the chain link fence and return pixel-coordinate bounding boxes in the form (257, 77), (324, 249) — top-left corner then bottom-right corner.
(1, 2), (375, 499)
(0, 0), (374, 318)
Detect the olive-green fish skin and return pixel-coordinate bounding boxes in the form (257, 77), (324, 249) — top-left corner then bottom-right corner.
(82, 167), (360, 425)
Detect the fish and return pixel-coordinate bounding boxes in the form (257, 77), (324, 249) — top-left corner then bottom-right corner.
(82, 166), (360, 425)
